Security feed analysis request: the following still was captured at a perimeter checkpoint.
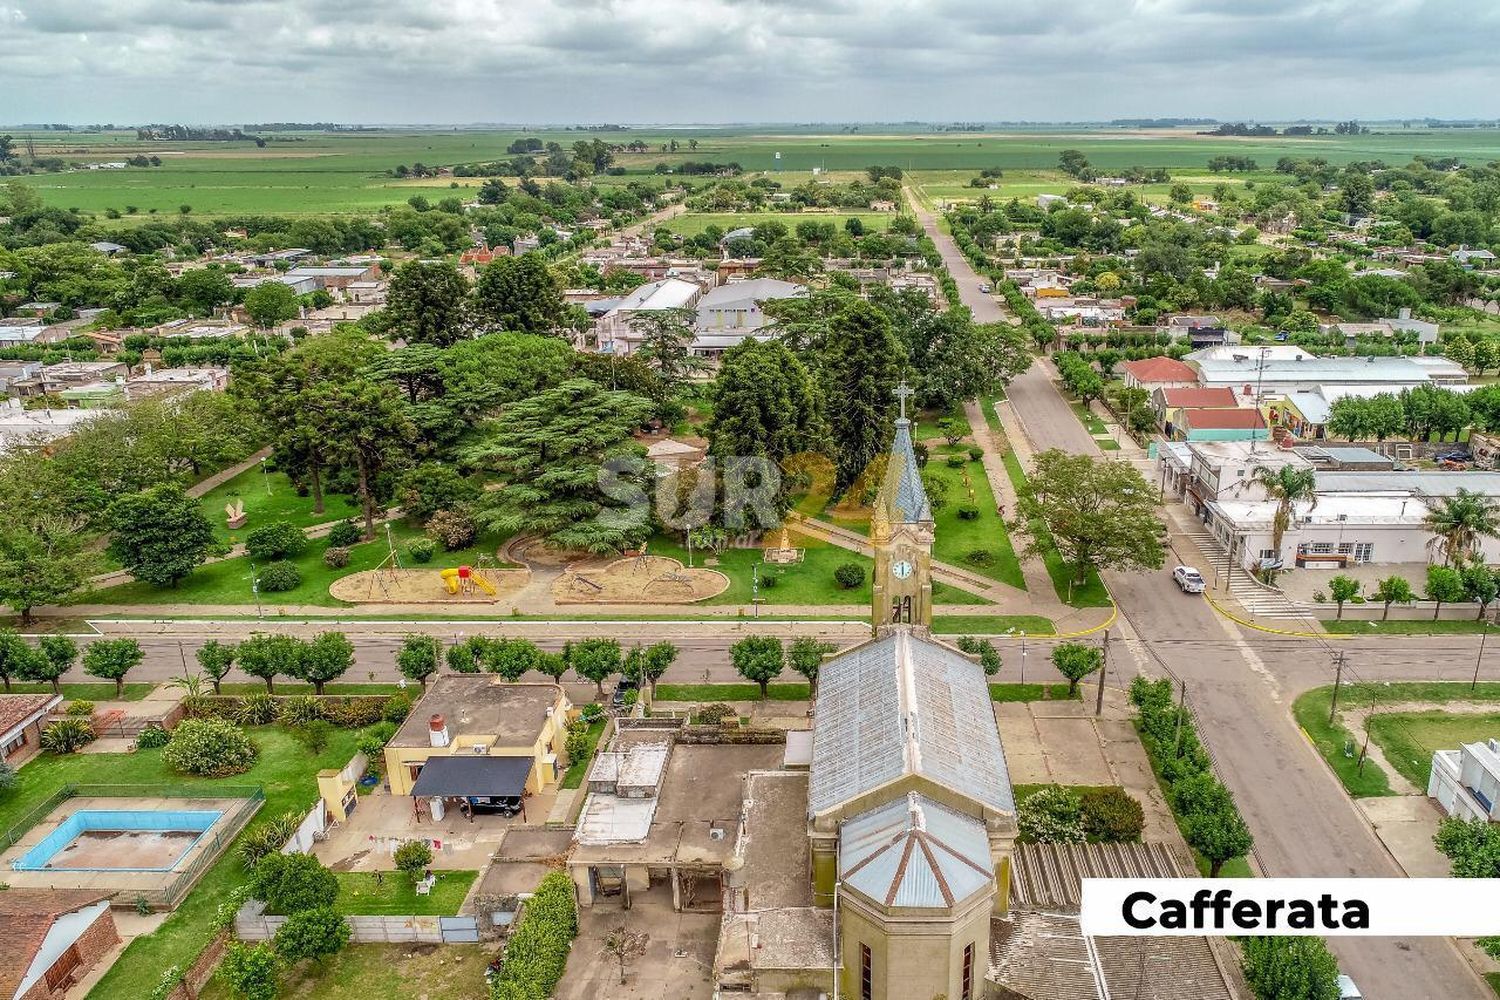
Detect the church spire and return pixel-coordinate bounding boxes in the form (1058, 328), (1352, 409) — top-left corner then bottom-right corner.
(871, 382), (935, 629)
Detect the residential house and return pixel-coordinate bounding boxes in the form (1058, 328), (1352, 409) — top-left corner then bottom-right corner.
(1119, 356), (1198, 393)
(89, 241), (127, 256)
(0, 317), (46, 347)
(124, 365), (230, 400)
(0, 400), (102, 456)
(0, 361), (41, 394)
(283, 264), (380, 290)
(0, 889), (120, 1000)
(8, 362), (129, 399)
(1173, 406), (1267, 442)
(1429, 739), (1500, 824)
(1452, 247), (1496, 268)
(1036, 297), (1126, 326)
(1152, 385), (1238, 433)
(1168, 439), (1314, 514)
(1, 693), (62, 764)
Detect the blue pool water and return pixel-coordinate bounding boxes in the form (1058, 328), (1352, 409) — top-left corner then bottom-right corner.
(12, 809), (223, 872)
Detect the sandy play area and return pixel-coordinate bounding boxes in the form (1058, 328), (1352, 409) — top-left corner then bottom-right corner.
(329, 567), (530, 604)
(552, 554), (728, 604)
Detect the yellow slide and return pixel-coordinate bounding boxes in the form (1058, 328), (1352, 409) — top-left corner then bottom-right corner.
(438, 566), (496, 596)
(469, 572), (497, 595)
(439, 568), (461, 594)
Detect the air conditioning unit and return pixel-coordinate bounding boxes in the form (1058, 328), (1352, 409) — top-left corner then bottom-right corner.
(471, 744), (489, 755)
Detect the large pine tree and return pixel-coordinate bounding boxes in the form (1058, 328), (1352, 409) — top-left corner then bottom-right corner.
(820, 301), (901, 492)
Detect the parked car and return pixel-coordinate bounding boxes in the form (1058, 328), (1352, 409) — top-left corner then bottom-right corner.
(978, 283), (992, 294)
(468, 795), (522, 817)
(1336, 974), (1363, 999)
(612, 677), (639, 710)
(1172, 565), (1206, 594)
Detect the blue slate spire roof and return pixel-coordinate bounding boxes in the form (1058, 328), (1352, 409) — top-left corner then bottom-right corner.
(881, 416), (933, 524)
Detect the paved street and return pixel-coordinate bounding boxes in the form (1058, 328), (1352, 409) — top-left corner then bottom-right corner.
(914, 202), (1491, 1000)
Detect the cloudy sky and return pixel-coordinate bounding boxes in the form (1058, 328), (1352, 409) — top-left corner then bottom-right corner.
(2, 0), (1497, 125)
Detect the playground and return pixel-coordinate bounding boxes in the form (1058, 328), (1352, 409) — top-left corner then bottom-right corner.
(552, 553), (729, 605)
(328, 565), (530, 605)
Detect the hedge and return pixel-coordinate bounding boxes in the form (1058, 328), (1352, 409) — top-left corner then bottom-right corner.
(192, 694), (398, 729)
(490, 870), (577, 1000)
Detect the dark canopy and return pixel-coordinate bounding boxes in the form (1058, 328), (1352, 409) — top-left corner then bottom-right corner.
(409, 755), (532, 798)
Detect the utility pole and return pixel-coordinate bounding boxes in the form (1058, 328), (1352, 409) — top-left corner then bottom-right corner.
(1473, 622), (1490, 692)
(1095, 630), (1110, 716)
(1329, 652), (1345, 725)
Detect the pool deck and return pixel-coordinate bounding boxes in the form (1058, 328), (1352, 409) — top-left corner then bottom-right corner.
(1, 796), (255, 902)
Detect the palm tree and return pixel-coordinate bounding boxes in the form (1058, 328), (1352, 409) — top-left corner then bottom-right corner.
(1424, 488), (1500, 566)
(1251, 464), (1319, 561)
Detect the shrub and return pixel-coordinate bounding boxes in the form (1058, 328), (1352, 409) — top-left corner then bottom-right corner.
(382, 691), (413, 723)
(956, 503), (980, 520)
(274, 905), (350, 965)
(257, 560), (302, 593)
(426, 508), (477, 551)
(318, 696), (392, 729)
(325, 521), (361, 548)
(406, 538), (436, 564)
(394, 839), (433, 882)
(163, 717), (258, 776)
(697, 702), (736, 726)
(488, 870), (577, 1000)
(945, 453), (966, 468)
(277, 695), (323, 727)
(564, 722), (594, 767)
(236, 692), (277, 725)
(964, 548), (994, 566)
(245, 522), (309, 561)
(65, 700), (95, 717)
(967, 446), (984, 461)
(135, 725), (170, 750)
(580, 702), (605, 723)
(954, 635), (982, 654)
(1080, 787), (1145, 843)
(0, 760), (15, 792)
(1017, 785), (1085, 844)
(292, 720), (334, 754)
(239, 809), (304, 869)
(833, 562), (865, 589)
(759, 570), (778, 589)
(41, 718), (95, 754)
(322, 546), (351, 569)
(251, 852), (339, 914)
(221, 943), (278, 1000)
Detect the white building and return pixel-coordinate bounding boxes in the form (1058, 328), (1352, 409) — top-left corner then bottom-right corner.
(595, 277), (704, 355)
(1189, 351), (1462, 398)
(1205, 491), (1445, 571)
(1429, 738), (1500, 823)
(690, 277), (805, 357)
(0, 318), (45, 347)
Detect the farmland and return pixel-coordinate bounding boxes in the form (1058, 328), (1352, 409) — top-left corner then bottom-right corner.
(12, 125), (1500, 219)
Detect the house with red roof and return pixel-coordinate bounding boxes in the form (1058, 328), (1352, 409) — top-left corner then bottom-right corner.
(0, 890), (120, 1000)
(1151, 385), (1240, 432)
(1118, 356), (1198, 392)
(1173, 406), (1268, 442)
(1, 693), (61, 765)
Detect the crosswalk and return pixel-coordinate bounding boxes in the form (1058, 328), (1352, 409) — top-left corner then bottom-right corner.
(1175, 527), (1310, 621)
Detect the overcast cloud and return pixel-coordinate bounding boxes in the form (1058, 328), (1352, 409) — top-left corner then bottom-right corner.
(2, 0), (1497, 124)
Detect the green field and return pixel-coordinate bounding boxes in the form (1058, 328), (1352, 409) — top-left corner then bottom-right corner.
(660, 211), (896, 236)
(1368, 710), (1500, 789)
(16, 125), (1500, 218)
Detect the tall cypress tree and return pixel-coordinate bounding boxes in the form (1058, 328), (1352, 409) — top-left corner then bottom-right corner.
(820, 301), (902, 492)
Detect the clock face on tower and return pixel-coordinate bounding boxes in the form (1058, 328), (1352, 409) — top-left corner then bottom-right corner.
(892, 559), (913, 580)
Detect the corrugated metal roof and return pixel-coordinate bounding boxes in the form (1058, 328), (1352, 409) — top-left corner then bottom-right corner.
(840, 793), (994, 908)
(1010, 841), (1183, 911)
(809, 631), (1014, 817)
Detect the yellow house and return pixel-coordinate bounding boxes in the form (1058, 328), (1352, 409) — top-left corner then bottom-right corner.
(383, 676), (572, 802)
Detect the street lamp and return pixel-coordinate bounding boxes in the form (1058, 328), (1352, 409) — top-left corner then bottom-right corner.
(259, 456), (272, 495)
(1473, 619), (1493, 692)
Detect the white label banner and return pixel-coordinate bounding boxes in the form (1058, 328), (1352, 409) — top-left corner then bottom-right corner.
(1080, 879), (1500, 937)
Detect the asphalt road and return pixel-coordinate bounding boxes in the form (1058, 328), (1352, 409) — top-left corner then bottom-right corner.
(915, 203), (1491, 1000)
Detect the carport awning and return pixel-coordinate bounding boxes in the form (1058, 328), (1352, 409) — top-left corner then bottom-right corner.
(410, 755), (531, 798)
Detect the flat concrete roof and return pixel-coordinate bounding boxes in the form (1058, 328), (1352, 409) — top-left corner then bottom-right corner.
(391, 676), (561, 748)
(740, 770), (812, 908)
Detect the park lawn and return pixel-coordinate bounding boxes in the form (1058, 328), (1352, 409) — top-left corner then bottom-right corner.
(1322, 618), (1495, 635)
(560, 719), (606, 789)
(990, 683), (1077, 702)
(1487, 972), (1500, 997)
(934, 614), (1056, 635)
(0, 726), (368, 1000)
(1291, 686), (1394, 798)
(4, 682), (154, 701)
(648, 532), (872, 606)
(200, 466), (364, 547)
(655, 682), (811, 702)
(999, 450), (1111, 608)
(924, 443), (1026, 591)
(1070, 402), (1108, 436)
(80, 522), (512, 608)
(329, 871), (478, 916)
(200, 943), (494, 1000)
(1367, 710), (1500, 789)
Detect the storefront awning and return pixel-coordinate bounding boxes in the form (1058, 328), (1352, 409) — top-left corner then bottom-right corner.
(409, 755), (531, 798)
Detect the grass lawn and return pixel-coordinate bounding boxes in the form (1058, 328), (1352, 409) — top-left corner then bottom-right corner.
(1368, 710), (1500, 789)
(81, 522), (512, 608)
(560, 719), (606, 789)
(329, 871), (477, 916)
(999, 450), (1111, 608)
(1486, 972), (1500, 997)
(934, 614), (1056, 635)
(990, 683), (1077, 702)
(4, 682), (154, 701)
(1070, 402), (1108, 436)
(649, 532), (872, 606)
(922, 440), (1026, 591)
(0, 726), (368, 1000)
(655, 682), (811, 702)
(1292, 685), (1400, 798)
(1323, 618), (1496, 635)
(200, 943), (494, 1000)
(199, 466), (363, 547)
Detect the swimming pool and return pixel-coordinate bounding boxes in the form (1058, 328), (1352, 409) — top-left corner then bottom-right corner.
(12, 809), (224, 872)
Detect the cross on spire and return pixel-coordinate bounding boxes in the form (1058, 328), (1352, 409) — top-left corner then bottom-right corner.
(894, 380), (914, 421)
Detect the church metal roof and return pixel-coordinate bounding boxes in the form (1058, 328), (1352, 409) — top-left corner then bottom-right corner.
(840, 792), (994, 909)
(808, 631), (1014, 818)
(879, 418), (933, 524)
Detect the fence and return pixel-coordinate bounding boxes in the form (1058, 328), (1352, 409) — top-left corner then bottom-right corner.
(281, 802), (327, 856)
(139, 790), (265, 910)
(235, 900), (479, 944)
(0, 783), (262, 854)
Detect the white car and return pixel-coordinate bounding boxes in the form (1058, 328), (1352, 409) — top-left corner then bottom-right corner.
(1172, 565), (1206, 594)
(1336, 975), (1363, 1000)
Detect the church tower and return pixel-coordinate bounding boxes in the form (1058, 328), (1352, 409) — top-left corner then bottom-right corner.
(870, 383), (935, 629)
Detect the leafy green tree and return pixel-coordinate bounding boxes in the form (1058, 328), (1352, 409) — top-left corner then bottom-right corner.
(1015, 450), (1165, 593)
(386, 259), (471, 346)
(787, 636), (834, 699)
(484, 637), (541, 681)
(294, 631), (353, 694)
(465, 379), (653, 554)
(1239, 936), (1341, 1000)
(325, 378), (416, 539)
(243, 281), (300, 329)
(624, 641), (677, 700)
(0, 629), (41, 693)
(821, 301), (901, 491)
(0, 523), (92, 625)
(1371, 574), (1415, 620)
(1434, 816), (1500, 877)
(730, 635), (784, 699)
(1425, 564), (1467, 620)
(251, 851), (340, 913)
(26, 635), (77, 695)
(1050, 642), (1102, 696)
(629, 308), (705, 403)
(174, 267), (236, 316)
(106, 484), (216, 587)
(396, 634), (441, 688)
(274, 906), (350, 966)
(1462, 559), (1499, 619)
(236, 633), (305, 694)
(1185, 801), (1254, 877)
(1327, 575), (1360, 620)
(196, 639), (238, 694)
(394, 839), (434, 882)
(220, 942), (280, 1000)
(82, 637), (143, 698)
(756, 237), (823, 282)
(1424, 488), (1500, 567)
(567, 638), (622, 697)
(474, 252), (566, 334)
